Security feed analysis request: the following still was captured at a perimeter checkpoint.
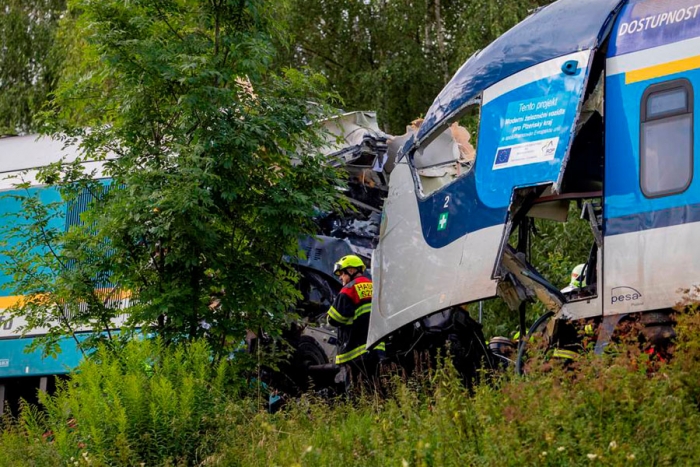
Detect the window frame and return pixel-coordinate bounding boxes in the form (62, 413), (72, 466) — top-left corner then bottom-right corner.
(639, 78), (694, 199)
(408, 98), (482, 200)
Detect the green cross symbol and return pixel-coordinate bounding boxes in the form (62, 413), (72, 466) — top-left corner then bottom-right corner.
(437, 212), (449, 231)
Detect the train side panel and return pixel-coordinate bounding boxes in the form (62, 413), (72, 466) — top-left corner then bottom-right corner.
(604, 0), (700, 315)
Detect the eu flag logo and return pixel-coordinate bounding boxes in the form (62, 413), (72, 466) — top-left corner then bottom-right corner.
(495, 148), (511, 165)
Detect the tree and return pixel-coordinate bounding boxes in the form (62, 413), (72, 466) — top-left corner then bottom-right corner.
(0, 0), (66, 134)
(278, 0), (552, 134)
(276, 0), (446, 133)
(2, 0), (343, 359)
(449, 0), (551, 66)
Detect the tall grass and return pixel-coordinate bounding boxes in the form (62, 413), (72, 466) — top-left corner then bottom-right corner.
(0, 339), (254, 466)
(5, 311), (700, 466)
(216, 350), (700, 466)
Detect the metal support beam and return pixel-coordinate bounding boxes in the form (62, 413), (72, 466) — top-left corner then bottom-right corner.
(0, 384), (5, 416)
(516, 217), (530, 376)
(39, 376), (48, 393)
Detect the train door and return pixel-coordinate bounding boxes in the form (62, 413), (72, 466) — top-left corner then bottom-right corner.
(604, 0), (700, 316)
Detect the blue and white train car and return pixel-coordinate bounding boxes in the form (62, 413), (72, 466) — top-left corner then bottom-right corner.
(368, 0), (700, 349)
(605, 1), (700, 319)
(0, 135), (113, 411)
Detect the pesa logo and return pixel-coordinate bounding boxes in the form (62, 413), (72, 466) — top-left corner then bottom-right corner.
(610, 286), (643, 305)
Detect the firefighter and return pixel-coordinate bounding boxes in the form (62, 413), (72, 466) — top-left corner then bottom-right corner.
(327, 255), (385, 389)
(560, 263), (587, 294)
(550, 264), (597, 363)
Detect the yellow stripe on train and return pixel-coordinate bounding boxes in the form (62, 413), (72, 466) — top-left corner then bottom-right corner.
(626, 54), (700, 84)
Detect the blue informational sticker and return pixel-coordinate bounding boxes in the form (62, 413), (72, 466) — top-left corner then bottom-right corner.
(499, 94), (569, 146)
(474, 58), (588, 208)
(492, 93), (570, 170)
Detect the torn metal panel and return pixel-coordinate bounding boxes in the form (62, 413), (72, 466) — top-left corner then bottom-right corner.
(499, 245), (565, 313)
(582, 201), (603, 248)
(385, 131), (412, 175)
(293, 236), (357, 281)
(317, 111), (390, 173)
(497, 275), (529, 312)
(309, 111), (391, 265)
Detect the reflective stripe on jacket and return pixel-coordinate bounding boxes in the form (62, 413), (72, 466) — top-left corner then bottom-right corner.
(552, 348), (579, 360)
(327, 275), (381, 364)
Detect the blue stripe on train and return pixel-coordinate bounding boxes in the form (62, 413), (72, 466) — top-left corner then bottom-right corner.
(605, 202), (700, 236)
(0, 334), (86, 378)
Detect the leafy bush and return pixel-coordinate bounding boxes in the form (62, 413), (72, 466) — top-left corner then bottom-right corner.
(214, 313), (700, 466)
(0, 339), (257, 466)
(5, 313), (700, 466)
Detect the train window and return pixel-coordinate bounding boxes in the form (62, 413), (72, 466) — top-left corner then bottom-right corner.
(410, 104), (479, 197)
(640, 79), (693, 198)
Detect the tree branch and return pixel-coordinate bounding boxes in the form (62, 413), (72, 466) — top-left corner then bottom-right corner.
(298, 44), (349, 71)
(153, 2), (185, 42)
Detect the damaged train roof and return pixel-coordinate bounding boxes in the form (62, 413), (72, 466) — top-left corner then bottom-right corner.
(316, 111), (390, 170)
(409, 0), (624, 153)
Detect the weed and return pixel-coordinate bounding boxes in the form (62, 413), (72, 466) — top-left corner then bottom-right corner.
(4, 317), (700, 466)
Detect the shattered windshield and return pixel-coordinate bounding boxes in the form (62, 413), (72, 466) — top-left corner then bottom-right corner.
(411, 103), (479, 197)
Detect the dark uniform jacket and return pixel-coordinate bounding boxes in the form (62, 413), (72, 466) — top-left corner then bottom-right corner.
(327, 274), (383, 364)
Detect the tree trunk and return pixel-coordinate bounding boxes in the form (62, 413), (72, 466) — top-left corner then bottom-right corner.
(434, 0), (449, 84)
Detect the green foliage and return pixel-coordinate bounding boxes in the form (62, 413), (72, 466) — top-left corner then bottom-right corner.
(0, 0), (553, 135)
(185, 316), (700, 466)
(278, 0), (552, 133)
(278, 0), (446, 133)
(530, 209), (593, 291)
(7, 319), (700, 466)
(450, 0), (550, 62)
(0, 0), (67, 134)
(0, 339), (255, 466)
(1, 0), (345, 358)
